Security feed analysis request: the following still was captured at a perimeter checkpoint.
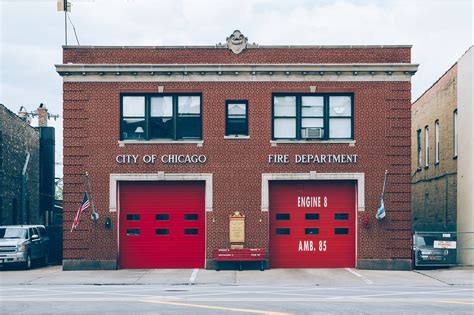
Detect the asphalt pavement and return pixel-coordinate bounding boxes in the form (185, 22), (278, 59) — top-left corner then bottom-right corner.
(1, 265), (473, 314)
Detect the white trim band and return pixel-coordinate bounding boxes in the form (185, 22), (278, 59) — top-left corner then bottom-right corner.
(261, 172), (365, 212)
(56, 63), (418, 82)
(109, 173), (213, 212)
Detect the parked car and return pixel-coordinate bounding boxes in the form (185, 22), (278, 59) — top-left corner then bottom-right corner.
(0, 225), (49, 269)
(413, 233), (457, 268)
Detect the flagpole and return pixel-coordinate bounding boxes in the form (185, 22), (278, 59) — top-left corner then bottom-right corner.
(382, 169), (388, 198)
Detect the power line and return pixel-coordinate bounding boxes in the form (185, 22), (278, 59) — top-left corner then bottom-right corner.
(66, 12), (80, 45)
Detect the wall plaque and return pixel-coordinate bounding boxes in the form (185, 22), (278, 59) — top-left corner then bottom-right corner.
(229, 211), (245, 248)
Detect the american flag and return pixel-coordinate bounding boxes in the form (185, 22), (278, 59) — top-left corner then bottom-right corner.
(70, 192), (90, 232)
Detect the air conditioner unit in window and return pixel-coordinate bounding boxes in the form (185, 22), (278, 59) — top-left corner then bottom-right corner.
(303, 127), (323, 139)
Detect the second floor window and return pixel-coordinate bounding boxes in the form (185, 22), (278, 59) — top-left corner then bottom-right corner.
(424, 126), (429, 167)
(272, 94), (353, 140)
(435, 120), (440, 164)
(417, 129), (422, 169)
(121, 94), (201, 141)
(226, 100), (248, 136)
(453, 109), (458, 157)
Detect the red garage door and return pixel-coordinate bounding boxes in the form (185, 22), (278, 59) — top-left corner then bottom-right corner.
(119, 181), (205, 269)
(270, 180), (356, 268)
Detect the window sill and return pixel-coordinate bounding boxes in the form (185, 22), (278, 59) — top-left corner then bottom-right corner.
(224, 135), (250, 140)
(118, 140), (203, 147)
(270, 140), (356, 146)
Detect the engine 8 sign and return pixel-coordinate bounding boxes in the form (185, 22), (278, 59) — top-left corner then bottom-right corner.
(269, 180), (356, 268)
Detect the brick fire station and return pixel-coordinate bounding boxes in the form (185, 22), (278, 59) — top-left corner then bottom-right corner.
(56, 31), (418, 270)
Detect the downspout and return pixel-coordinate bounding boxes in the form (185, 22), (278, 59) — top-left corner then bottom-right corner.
(21, 151), (30, 224)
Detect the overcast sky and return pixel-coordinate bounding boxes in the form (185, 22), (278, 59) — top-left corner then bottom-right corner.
(1, 0), (473, 178)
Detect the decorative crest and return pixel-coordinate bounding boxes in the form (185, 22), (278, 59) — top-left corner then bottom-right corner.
(226, 30), (248, 54)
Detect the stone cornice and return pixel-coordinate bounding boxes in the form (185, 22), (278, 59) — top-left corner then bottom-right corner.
(56, 63), (418, 82)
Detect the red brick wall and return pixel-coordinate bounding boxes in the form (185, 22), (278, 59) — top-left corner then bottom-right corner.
(63, 78), (412, 264)
(63, 47), (411, 64)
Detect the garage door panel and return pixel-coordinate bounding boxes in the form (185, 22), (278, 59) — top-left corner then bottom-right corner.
(119, 181), (205, 269)
(270, 180), (356, 268)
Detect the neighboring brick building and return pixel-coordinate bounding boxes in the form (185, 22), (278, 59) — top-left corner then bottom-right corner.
(56, 31), (418, 270)
(0, 104), (40, 225)
(0, 104), (56, 227)
(411, 64), (458, 232)
(412, 46), (473, 266)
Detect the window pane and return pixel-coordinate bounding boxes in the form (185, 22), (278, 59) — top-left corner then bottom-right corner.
(177, 117), (201, 139)
(435, 121), (440, 163)
(156, 229), (169, 235)
(329, 118), (351, 138)
(275, 228), (290, 235)
(305, 213), (320, 220)
(122, 118), (146, 140)
(454, 110), (458, 156)
(123, 96), (145, 117)
(156, 214), (169, 220)
(151, 97), (173, 117)
(301, 118), (324, 128)
(126, 229), (140, 236)
(149, 117), (174, 139)
(184, 228), (198, 235)
(274, 118), (296, 138)
(276, 213), (290, 220)
(274, 96), (296, 116)
(335, 228), (349, 235)
(228, 103), (246, 116)
(126, 214), (140, 221)
(227, 120), (248, 135)
(329, 96), (351, 117)
(335, 213), (349, 220)
(425, 127), (429, 166)
(178, 96), (200, 114)
(305, 228), (319, 235)
(302, 97), (324, 116)
(417, 129), (422, 168)
(184, 214), (198, 220)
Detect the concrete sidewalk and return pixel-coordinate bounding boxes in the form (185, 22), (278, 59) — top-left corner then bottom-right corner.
(2, 265), (473, 287)
(415, 267), (474, 285)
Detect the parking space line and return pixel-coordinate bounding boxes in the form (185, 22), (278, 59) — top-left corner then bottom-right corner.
(341, 288), (474, 300)
(438, 300), (474, 305)
(189, 268), (199, 284)
(141, 300), (290, 314)
(345, 268), (374, 285)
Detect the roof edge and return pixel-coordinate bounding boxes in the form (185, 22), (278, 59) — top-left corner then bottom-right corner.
(62, 44), (413, 49)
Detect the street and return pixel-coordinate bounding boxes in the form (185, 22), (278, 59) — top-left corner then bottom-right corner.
(1, 266), (473, 314)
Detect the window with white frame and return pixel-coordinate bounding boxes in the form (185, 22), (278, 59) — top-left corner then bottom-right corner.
(424, 126), (429, 167)
(454, 109), (458, 157)
(121, 94), (202, 140)
(435, 120), (440, 164)
(272, 94), (353, 140)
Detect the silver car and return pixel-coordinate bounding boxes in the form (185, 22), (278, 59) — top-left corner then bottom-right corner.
(0, 225), (49, 269)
